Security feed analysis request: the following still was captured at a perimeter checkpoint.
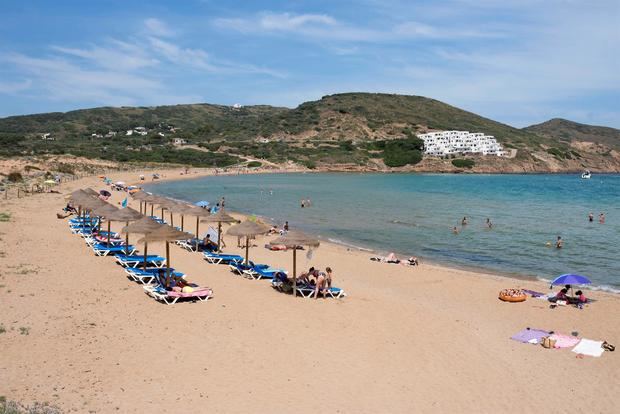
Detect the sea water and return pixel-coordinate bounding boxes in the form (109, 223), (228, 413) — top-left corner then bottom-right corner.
(144, 173), (620, 290)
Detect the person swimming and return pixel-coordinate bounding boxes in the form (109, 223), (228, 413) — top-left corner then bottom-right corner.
(555, 236), (563, 249)
(588, 212), (594, 222)
(486, 218), (493, 228)
(599, 212), (605, 224)
(452, 226), (459, 234)
(461, 216), (468, 225)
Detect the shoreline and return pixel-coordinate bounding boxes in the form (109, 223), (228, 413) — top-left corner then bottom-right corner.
(140, 169), (620, 295)
(1, 167), (619, 412)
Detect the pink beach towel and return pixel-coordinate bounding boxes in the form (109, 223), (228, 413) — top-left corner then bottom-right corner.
(550, 333), (581, 348)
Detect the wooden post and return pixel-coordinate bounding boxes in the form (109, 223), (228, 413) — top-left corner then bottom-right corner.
(165, 241), (171, 288)
(293, 247), (297, 297)
(245, 236), (250, 264)
(150, 204), (154, 216)
(124, 221), (130, 254)
(195, 216), (200, 251)
(217, 222), (222, 251)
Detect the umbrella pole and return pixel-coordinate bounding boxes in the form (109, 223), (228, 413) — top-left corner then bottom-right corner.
(143, 242), (148, 269)
(165, 241), (171, 288)
(161, 207), (164, 220)
(217, 222), (222, 252)
(181, 215), (184, 231)
(170, 210), (174, 227)
(245, 236), (249, 264)
(107, 221), (111, 245)
(195, 217), (200, 251)
(293, 248), (297, 297)
(124, 221), (129, 254)
(150, 204), (154, 216)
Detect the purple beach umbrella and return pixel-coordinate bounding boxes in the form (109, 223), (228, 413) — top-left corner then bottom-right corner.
(550, 274), (592, 287)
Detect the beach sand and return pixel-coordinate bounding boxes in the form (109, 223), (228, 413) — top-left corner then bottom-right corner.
(1, 169), (618, 413)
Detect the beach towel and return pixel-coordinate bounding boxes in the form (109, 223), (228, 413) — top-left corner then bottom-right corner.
(511, 328), (550, 344)
(572, 339), (604, 357)
(550, 333), (581, 349)
(522, 289), (545, 297)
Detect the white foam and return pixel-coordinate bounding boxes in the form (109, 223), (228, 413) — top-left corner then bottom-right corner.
(327, 238), (374, 252)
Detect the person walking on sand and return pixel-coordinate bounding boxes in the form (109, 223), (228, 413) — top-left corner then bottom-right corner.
(599, 212), (605, 224)
(588, 212), (594, 222)
(556, 236), (563, 249)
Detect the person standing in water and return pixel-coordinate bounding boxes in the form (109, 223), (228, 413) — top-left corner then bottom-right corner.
(599, 212), (605, 224)
(461, 216), (468, 226)
(486, 218), (493, 229)
(555, 236), (563, 249)
(588, 212), (594, 222)
(452, 226), (459, 234)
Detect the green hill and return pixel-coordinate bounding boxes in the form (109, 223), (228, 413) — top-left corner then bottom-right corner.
(524, 118), (620, 149)
(0, 93), (604, 169)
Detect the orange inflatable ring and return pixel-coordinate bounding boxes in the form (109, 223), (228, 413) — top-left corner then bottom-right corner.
(499, 289), (526, 302)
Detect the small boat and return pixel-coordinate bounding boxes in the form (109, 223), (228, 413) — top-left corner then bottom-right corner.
(581, 170), (591, 179)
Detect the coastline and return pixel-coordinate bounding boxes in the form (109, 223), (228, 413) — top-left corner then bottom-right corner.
(1, 167), (619, 413)
(141, 169), (620, 294)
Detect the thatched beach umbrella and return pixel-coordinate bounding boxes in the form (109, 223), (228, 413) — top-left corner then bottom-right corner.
(269, 231), (320, 297)
(105, 207), (144, 253)
(121, 217), (165, 268)
(141, 194), (161, 217)
(167, 202), (195, 231)
(183, 206), (214, 250)
(156, 198), (184, 227)
(227, 220), (270, 264)
(136, 226), (193, 287)
(131, 191), (150, 214)
(201, 210), (239, 251)
(91, 203), (119, 245)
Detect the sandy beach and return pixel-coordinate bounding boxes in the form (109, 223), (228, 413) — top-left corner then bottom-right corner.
(1, 169), (619, 413)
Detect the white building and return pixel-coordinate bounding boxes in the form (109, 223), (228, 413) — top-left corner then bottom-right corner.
(417, 131), (505, 157)
(172, 138), (187, 145)
(133, 127), (148, 136)
(41, 133), (54, 141)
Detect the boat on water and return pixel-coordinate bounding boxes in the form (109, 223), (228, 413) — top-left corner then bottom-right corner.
(581, 170), (591, 179)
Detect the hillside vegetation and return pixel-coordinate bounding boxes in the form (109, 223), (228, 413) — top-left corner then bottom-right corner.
(524, 118), (620, 149)
(1, 93), (618, 172)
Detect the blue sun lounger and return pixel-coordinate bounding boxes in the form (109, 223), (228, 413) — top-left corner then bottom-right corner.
(203, 251), (244, 265)
(115, 254), (166, 268)
(125, 267), (184, 284)
(242, 266), (287, 280)
(295, 285), (347, 299)
(92, 243), (136, 256)
(228, 261), (268, 275)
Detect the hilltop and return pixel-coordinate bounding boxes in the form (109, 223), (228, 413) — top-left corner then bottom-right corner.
(524, 118), (620, 149)
(1, 93), (619, 174)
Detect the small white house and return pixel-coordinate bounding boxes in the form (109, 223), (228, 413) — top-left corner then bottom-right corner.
(172, 138), (187, 145)
(105, 131), (117, 138)
(126, 130), (133, 136)
(41, 133), (54, 141)
(256, 137), (270, 144)
(232, 103), (243, 110)
(158, 132), (166, 137)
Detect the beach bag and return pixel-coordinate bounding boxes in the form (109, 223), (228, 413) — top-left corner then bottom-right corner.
(541, 337), (556, 349)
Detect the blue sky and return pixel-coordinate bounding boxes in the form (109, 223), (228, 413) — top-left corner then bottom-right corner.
(0, 0), (618, 128)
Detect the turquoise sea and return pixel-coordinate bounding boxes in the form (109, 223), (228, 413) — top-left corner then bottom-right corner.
(144, 173), (620, 291)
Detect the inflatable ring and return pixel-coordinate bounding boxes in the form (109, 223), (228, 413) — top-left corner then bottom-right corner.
(499, 288), (526, 302)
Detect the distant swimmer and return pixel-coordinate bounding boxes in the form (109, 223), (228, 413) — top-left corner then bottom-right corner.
(486, 218), (493, 229)
(555, 236), (563, 249)
(269, 189), (273, 196)
(301, 199), (305, 208)
(461, 216), (468, 226)
(599, 212), (605, 224)
(452, 226), (459, 234)
(588, 212), (594, 222)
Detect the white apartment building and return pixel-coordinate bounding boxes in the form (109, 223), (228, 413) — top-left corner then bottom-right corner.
(417, 131), (505, 157)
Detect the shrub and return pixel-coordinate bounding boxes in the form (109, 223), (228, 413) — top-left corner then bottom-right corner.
(7, 172), (23, 182)
(382, 138), (424, 167)
(452, 159), (475, 169)
(55, 163), (75, 175)
(247, 161), (262, 168)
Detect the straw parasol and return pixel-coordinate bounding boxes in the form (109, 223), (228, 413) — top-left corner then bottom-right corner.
(105, 207), (144, 253)
(269, 231), (320, 297)
(91, 203), (119, 243)
(131, 191), (149, 214)
(141, 193), (162, 216)
(182, 206), (214, 250)
(201, 210), (239, 251)
(136, 226), (193, 287)
(166, 202), (195, 231)
(156, 199), (185, 227)
(227, 220), (270, 264)
(121, 217), (166, 270)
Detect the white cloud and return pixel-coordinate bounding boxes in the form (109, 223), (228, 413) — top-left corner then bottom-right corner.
(144, 18), (174, 37)
(0, 79), (32, 94)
